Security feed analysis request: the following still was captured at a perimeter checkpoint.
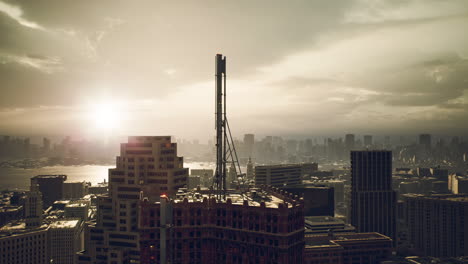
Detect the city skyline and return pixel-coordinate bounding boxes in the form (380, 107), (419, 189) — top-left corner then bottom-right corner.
(1, 0), (468, 141)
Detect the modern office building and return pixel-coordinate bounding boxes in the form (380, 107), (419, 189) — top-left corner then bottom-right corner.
(49, 219), (83, 264)
(350, 151), (396, 242)
(304, 232), (393, 264)
(31, 174), (67, 208)
(255, 164), (302, 187)
(402, 194), (468, 257)
(304, 216), (356, 235)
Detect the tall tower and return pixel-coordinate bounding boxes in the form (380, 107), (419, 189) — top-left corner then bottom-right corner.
(350, 150), (396, 242)
(214, 54), (243, 199)
(25, 184), (43, 228)
(246, 157), (254, 179)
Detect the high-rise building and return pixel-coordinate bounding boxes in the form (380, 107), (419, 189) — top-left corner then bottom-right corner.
(255, 164), (302, 187)
(345, 134), (355, 150)
(31, 175), (67, 208)
(419, 134), (432, 150)
(49, 220), (83, 264)
(363, 135), (373, 147)
(25, 184), (43, 228)
(402, 194), (468, 257)
(77, 137), (304, 264)
(139, 186), (304, 264)
(350, 151), (396, 242)
(76, 136), (188, 263)
(246, 157), (254, 179)
(243, 134), (255, 157)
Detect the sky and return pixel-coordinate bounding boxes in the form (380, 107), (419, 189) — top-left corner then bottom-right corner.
(0, 0), (467, 141)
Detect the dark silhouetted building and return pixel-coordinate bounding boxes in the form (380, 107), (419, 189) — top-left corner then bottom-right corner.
(31, 175), (66, 208)
(402, 194), (468, 257)
(282, 185), (334, 216)
(350, 151), (396, 242)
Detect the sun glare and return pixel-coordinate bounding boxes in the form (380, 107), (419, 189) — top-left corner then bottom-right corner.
(90, 102), (120, 130)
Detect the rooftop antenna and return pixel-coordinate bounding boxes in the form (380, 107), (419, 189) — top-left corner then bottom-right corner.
(213, 54), (245, 200)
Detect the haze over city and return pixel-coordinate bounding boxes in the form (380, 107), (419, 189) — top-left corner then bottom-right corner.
(1, 0), (468, 141)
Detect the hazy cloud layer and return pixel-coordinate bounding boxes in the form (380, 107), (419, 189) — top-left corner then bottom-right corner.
(0, 0), (467, 139)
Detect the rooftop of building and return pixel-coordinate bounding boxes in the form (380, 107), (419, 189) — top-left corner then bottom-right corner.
(305, 232), (391, 248)
(403, 193), (468, 202)
(32, 175), (67, 179)
(49, 219), (80, 229)
(143, 186), (302, 209)
(255, 163), (306, 169)
(0, 221), (49, 237)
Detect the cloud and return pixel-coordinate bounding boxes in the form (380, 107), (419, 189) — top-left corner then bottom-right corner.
(0, 1), (44, 30)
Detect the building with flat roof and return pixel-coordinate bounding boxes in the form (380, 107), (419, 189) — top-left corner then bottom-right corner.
(255, 164), (302, 187)
(31, 174), (67, 208)
(305, 216), (356, 235)
(402, 194), (468, 257)
(49, 219), (83, 264)
(304, 232), (393, 264)
(0, 222), (49, 264)
(351, 151), (396, 242)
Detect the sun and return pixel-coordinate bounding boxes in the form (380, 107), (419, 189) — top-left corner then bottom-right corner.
(90, 102), (120, 130)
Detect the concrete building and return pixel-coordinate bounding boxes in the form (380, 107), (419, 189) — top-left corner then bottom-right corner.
(138, 186), (304, 264)
(64, 202), (89, 221)
(345, 134), (355, 150)
(304, 232), (393, 264)
(243, 134), (255, 158)
(255, 164), (302, 187)
(31, 174), (67, 208)
(363, 135), (373, 147)
(49, 219), (83, 264)
(402, 194), (468, 257)
(76, 136), (189, 263)
(24, 184), (43, 228)
(0, 222), (49, 264)
(351, 151), (397, 242)
(187, 175), (201, 189)
(63, 181), (87, 199)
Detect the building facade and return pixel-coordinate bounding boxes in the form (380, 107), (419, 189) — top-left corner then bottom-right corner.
(350, 151), (396, 242)
(31, 174), (67, 208)
(255, 164), (302, 187)
(402, 194), (468, 257)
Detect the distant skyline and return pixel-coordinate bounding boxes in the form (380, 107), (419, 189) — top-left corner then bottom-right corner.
(1, 0), (468, 140)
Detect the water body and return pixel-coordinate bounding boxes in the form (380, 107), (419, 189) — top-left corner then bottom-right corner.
(0, 162), (216, 191)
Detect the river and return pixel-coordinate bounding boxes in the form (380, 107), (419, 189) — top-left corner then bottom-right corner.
(0, 162), (216, 190)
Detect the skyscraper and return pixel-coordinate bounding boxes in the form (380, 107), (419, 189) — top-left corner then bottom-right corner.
(419, 134), (432, 150)
(345, 134), (355, 150)
(243, 134), (255, 157)
(350, 150), (396, 242)
(363, 135), (373, 147)
(31, 175), (67, 208)
(77, 136), (188, 263)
